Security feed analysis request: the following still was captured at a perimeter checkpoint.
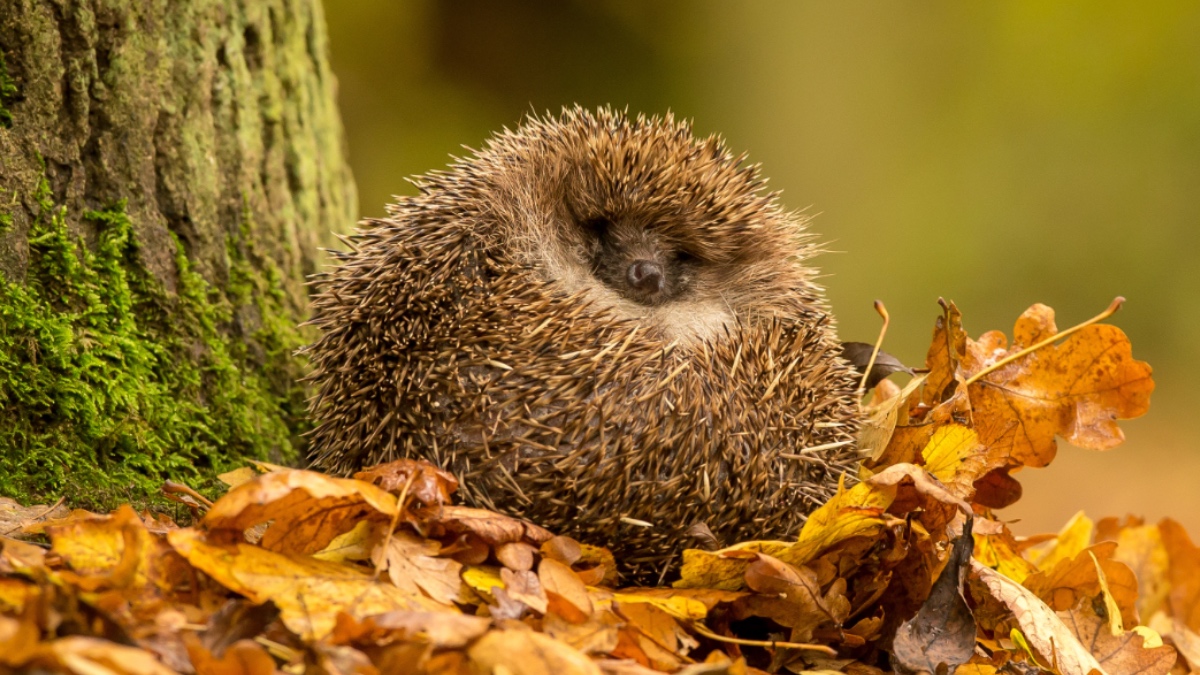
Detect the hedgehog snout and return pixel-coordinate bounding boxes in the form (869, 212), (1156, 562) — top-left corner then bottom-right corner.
(627, 259), (665, 295)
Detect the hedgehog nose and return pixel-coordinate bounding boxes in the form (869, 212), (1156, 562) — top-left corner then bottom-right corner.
(627, 260), (665, 294)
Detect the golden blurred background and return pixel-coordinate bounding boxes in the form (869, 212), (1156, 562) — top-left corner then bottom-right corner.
(323, 0), (1200, 536)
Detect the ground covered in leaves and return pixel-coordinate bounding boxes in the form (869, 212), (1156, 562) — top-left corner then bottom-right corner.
(1, 301), (1195, 675)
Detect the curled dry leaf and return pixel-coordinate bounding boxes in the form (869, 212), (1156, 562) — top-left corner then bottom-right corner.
(201, 469), (397, 555)
(540, 558), (595, 623)
(183, 635), (276, 675)
(1159, 519), (1200, 632)
(1097, 518), (1171, 621)
(971, 560), (1105, 675)
(353, 458), (460, 506)
(1022, 542), (1139, 627)
(892, 519), (976, 675)
(46, 505), (190, 600)
(0, 497), (70, 537)
(420, 505), (554, 547)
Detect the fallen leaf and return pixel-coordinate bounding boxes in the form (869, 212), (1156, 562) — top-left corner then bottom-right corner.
(971, 560), (1104, 675)
(1027, 511), (1094, 572)
(920, 424), (988, 500)
(167, 528), (448, 640)
(892, 519), (976, 674)
(353, 458), (460, 506)
(1022, 542), (1139, 628)
(0, 497), (69, 537)
(503, 567), (550, 614)
(964, 304), (1154, 469)
(468, 628), (603, 675)
(330, 610), (491, 648)
(201, 469), (397, 555)
(1060, 600), (1176, 675)
(421, 505), (554, 547)
(541, 558), (594, 623)
(377, 530), (464, 606)
(1159, 519), (1200, 632)
(184, 635), (276, 675)
(1097, 519), (1170, 621)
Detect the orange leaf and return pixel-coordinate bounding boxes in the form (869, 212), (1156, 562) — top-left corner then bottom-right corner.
(965, 304), (1153, 468)
(167, 528), (448, 640)
(201, 469), (397, 555)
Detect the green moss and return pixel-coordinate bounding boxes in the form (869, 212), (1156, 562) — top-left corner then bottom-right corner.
(0, 50), (16, 128)
(0, 174), (305, 507)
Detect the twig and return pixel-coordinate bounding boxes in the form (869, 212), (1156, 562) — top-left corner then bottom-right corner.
(856, 300), (890, 405)
(964, 296), (1124, 387)
(689, 621), (837, 656)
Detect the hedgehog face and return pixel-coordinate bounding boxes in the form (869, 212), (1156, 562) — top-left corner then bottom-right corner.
(580, 215), (700, 306)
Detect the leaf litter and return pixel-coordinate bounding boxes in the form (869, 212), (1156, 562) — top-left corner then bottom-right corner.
(0, 299), (1191, 675)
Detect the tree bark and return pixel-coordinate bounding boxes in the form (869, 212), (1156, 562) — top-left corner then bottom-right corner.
(0, 0), (355, 501)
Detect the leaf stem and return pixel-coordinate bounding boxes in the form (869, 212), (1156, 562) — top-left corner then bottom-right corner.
(963, 296), (1125, 387)
(856, 300), (890, 405)
(689, 621), (838, 656)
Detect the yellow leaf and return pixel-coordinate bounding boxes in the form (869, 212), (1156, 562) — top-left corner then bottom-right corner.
(1027, 511), (1094, 571)
(611, 592), (708, 620)
(167, 528), (448, 641)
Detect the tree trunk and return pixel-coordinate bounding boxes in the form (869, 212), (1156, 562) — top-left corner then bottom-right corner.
(0, 0), (355, 503)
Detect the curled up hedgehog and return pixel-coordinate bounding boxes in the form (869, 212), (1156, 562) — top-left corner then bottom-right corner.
(304, 107), (862, 582)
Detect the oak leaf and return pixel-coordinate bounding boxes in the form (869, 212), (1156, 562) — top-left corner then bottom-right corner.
(167, 528), (448, 640)
(964, 304), (1153, 469)
(201, 469), (397, 555)
(1059, 601), (1176, 675)
(971, 560), (1105, 675)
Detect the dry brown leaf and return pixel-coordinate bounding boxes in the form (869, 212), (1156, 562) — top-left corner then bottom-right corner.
(541, 558), (594, 623)
(353, 458), (460, 506)
(1098, 519), (1170, 621)
(1060, 601), (1176, 675)
(201, 469), (397, 556)
(378, 530), (464, 606)
(971, 560), (1104, 675)
(46, 505), (189, 599)
(1022, 542), (1139, 628)
(421, 505), (554, 547)
(892, 519), (976, 674)
(613, 600), (695, 671)
(167, 527), (448, 640)
(1159, 519), (1200, 632)
(964, 304), (1153, 469)
(543, 609), (623, 655)
(920, 424), (988, 500)
(330, 610), (491, 648)
(468, 628), (603, 675)
(1027, 511), (1094, 571)
(184, 635), (277, 675)
(497, 541), (538, 571)
(0, 497), (70, 537)
(1, 535), (47, 573)
(502, 567), (550, 614)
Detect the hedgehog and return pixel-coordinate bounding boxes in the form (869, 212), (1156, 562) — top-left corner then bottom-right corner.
(304, 107), (862, 582)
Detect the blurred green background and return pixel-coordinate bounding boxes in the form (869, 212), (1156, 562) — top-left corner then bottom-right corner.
(323, 0), (1200, 535)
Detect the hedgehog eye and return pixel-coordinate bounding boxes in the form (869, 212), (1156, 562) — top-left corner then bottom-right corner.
(675, 249), (700, 266)
(580, 216), (612, 239)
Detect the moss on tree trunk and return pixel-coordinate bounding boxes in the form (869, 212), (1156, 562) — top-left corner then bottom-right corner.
(0, 0), (355, 504)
